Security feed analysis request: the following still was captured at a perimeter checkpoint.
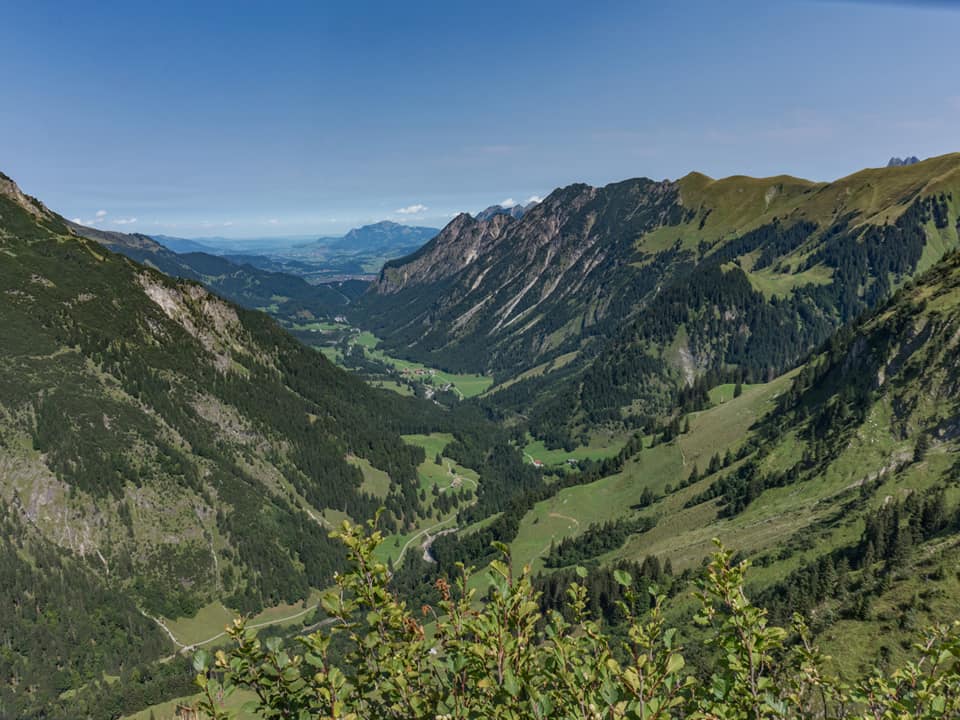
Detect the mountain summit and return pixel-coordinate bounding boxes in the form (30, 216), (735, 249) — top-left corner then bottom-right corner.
(887, 155), (920, 167)
(354, 153), (960, 442)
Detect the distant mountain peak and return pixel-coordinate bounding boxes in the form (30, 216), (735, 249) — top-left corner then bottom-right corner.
(474, 199), (539, 222)
(888, 155), (920, 167)
(346, 219), (403, 233)
(330, 219), (438, 252)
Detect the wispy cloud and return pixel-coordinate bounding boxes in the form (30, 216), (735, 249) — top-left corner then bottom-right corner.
(526, 195), (543, 204)
(72, 209), (109, 226)
(396, 203), (428, 215)
(499, 198), (517, 208)
(112, 217), (138, 225)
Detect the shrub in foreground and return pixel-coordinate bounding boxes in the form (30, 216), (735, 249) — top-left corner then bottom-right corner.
(196, 520), (960, 719)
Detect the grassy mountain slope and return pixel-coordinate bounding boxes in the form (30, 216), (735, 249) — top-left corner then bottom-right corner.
(0, 174), (445, 715)
(509, 251), (960, 672)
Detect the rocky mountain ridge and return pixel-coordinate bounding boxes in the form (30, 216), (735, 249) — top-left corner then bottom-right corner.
(354, 153), (960, 441)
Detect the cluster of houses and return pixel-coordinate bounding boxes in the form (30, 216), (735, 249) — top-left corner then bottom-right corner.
(402, 367), (438, 379)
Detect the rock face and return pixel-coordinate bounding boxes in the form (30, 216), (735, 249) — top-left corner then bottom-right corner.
(474, 200), (537, 222)
(0, 171), (60, 221)
(888, 156), (920, 167)
(359, 178), (683, 374)
(372, 210), (519, 293)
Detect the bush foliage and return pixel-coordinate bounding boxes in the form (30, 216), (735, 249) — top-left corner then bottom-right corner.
(197, 520), (960, 719)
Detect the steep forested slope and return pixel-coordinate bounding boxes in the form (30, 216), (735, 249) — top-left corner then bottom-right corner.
(504, 250), (960, 672)
(0, 172), (441, 716)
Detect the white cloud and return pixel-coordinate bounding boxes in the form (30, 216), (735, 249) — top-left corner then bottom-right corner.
(526, 195), (543, 204)
(72, 211), (108, 226)
(112, 217), (138, 225)
(267, 218), (279, 225)
(396, 203), (428, 215)
(499, 198), (517, 208)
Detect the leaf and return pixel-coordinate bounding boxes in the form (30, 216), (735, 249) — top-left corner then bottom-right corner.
(193, 649), (210, 673)
(575, 565), (588, 579)
(613, 569), (632, 587)
(503, 668), (520, 697)
(931, 695), (946, 714)
(666, 653), (685, 675)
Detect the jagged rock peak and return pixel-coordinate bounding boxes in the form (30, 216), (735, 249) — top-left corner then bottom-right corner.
(0, 171), (51, 219)
(888, 156), (920, 167)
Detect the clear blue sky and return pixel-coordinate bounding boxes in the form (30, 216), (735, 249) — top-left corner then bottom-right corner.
(2, 0), (958, 238)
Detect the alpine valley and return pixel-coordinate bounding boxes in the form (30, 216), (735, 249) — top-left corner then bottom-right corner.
(3, 154), (960, 717)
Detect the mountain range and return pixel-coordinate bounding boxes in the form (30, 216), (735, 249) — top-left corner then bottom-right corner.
(354, 153), (960, 445)
(5, 155), (960, 716)
(69, 221), (362, 322)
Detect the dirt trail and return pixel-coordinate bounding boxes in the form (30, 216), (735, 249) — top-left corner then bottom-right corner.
(422, 527), (458, 562)
(548, 512), (580, 526)
(396, 517), (456, 566)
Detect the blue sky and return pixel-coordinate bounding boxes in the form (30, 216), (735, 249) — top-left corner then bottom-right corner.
(2, 0), (958, 238)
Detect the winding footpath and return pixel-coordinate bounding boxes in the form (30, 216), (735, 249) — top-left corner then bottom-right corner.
(145, 603), (337, 659)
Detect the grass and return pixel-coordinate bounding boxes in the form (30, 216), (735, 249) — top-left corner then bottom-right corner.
(123, 688), (259, 719)
(284, 320), (346, 332)
(634, 154), (960, 292)
(523, 431), (628, 467)
(744, 263), (833, 299)
(368, 347), (492, 398)
(317, 328), (494, 398)
(510, 372), (797, 573)
(349, 455), (392, 497)
(403, 434), (480, 493)
(353, 330), (379, 349)
(402, 433), (455, 459)
(363, 434), (482, 566)
(483, 350), (579, 396)
(163, 589), (324, 648)
(708, 382), (753, 404)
